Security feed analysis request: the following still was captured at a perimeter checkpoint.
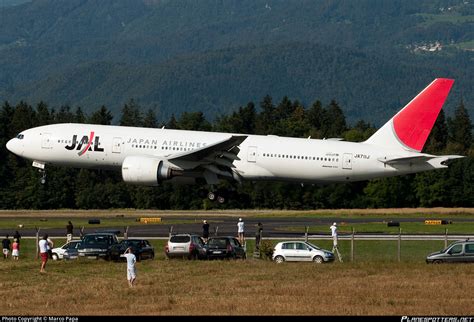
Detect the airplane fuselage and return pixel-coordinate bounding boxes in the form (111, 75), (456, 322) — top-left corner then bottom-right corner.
(7, 123), (437, 184)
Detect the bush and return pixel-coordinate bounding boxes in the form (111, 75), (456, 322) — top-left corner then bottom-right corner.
(259, 240), (274, 260)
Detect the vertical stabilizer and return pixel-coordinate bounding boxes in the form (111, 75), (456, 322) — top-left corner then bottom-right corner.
(364, 78), (454, 152)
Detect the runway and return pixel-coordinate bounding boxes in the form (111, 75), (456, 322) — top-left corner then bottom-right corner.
(3, 215), (474, 240)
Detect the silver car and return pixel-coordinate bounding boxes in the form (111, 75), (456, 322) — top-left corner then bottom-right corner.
(165, 234), (207, 259)
(426, 240), (474, 263)
(272, 241), (334, 264)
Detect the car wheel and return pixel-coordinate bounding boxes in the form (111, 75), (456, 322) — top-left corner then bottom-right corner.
(313, 256), (324, 264)
(52, 253), (59, 261)
(274, 256), (285, 264)
(433, 259), (443, 264)
(151, 252), (155, 260)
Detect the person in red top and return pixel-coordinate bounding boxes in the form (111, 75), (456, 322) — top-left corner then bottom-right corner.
(12, 238), (19, 260)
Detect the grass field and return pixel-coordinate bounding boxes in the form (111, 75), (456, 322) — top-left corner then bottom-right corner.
(1, 237), (473, 316)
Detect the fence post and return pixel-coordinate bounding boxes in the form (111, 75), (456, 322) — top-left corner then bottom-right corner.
(445, 228), (448, 249)
(214, 226), (218, 236)
(169, 226), (173, 238)
(305, 226), (309, 242)
(398, 227), (402, 262)
(351, 227), (355, 262)
(80, 226), (84, 238)
(35, 227), (40, 259)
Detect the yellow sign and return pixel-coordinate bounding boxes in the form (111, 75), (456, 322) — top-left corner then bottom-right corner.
(425, 220), (442, 225)
(139, 217), (162, 224)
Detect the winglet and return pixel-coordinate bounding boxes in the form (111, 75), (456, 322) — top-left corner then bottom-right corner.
(365, 79), (454, 152)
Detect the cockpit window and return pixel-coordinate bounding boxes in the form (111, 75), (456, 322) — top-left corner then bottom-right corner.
(16, 134), (24, 140)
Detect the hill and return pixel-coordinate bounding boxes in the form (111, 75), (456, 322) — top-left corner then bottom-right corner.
(0, 0), (472, 125)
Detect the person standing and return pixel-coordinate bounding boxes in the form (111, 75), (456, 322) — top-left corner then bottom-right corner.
(202, 220), (210, 243)
(13, 231), (21, 245)
(237, 218), (245, 245)
(121, 247), (137, 288)
(12, 238), (19, 260)
(66, 221), (74, 242)
(2, 235), (11, 259)
(330, 222), (338, 247)
(330, 222), (343, 262)
(47, 236), (54, 259)
(39, 235), (49, 273)
(255, 222), (263, 250)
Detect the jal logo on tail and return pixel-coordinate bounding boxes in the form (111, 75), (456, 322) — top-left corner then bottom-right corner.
(65, 132), (104, 156)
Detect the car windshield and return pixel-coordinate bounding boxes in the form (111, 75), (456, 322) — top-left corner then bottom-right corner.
(442, 242), (461, 253)
(124, 240), (142, 248)
(305, 242), (321, 250)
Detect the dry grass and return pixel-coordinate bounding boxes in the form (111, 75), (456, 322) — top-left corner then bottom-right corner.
(0, 258), (472, 316)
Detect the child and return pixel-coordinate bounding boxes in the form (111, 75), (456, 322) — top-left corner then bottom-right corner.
(12, 238), (19, 260)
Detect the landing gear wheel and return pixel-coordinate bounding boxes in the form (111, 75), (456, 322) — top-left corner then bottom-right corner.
(39, 169), (46, 184)
(207, 191), (216, 201)
(217, 196), (225, 204)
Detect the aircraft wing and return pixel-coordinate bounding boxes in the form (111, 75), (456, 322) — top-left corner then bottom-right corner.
(167, 135), (247, 184)
(168, 135), (247, 162)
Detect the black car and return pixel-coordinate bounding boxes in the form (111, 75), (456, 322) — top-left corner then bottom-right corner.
(77, 233), (119, 259)
(107, 239), (155, 261)
(205, 236), (246, 259)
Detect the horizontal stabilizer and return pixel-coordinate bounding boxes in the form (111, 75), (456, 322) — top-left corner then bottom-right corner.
(377, 155), (435, 165)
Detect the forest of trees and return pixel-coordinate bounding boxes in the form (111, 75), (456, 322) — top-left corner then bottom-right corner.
(0, 96), (472, 210)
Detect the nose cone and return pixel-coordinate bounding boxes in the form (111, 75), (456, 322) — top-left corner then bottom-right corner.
(6, 138), (22, 156)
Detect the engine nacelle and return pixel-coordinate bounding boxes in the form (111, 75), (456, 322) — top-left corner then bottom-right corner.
(121, 156), (182, 186)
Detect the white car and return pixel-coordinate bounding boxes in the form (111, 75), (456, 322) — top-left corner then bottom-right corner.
(272, 241), (335, 264)
(51, 240), (82, 260)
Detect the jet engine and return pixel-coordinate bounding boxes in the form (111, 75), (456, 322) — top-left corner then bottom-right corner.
(121, 156), (182, 186)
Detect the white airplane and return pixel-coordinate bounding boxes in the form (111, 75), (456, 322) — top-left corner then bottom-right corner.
(6, 78), (463, 203)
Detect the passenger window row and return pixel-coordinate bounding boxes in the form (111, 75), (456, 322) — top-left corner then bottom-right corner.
(262, 153), (338, 162)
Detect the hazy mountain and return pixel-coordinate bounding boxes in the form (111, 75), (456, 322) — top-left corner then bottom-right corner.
(0, 0), (472, 125)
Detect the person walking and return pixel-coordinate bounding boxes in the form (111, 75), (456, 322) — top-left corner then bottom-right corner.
(39, 234), (49, 273)
(121, 247), (137, 288)
(66, 221), (74, 242)
(2, 235), (11, 259)
(237, 218), (245, 245)
(202, 220), (210, 243)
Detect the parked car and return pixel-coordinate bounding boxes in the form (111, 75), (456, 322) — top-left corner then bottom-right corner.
(51, 240), (82, 260)
(165, 234), (207, 259)
(77, 233), (119, 259)
(272, 241), (334, 264)
(205, 236), (246, 260)
(107, 239), (155, 261)
(426, 240), (474, 263)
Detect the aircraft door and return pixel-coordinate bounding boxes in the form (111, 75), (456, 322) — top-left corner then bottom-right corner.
(342, 153), (352, 170)
(41, 133), (52, 149)
(247, 146), (257, 163)
(112, 137), (122, 154)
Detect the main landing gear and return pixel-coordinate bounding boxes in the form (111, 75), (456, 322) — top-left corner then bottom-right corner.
(207, 191), (226, 204)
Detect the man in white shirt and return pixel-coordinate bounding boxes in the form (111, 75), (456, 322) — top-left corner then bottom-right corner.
(121, 247), (137, 287)
(237, 218), (245, 245)
(330, 222), (338, 247)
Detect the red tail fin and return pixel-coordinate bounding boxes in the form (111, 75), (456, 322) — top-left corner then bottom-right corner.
(365, 78), (454, 152)
(393, 78), (454, 151)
